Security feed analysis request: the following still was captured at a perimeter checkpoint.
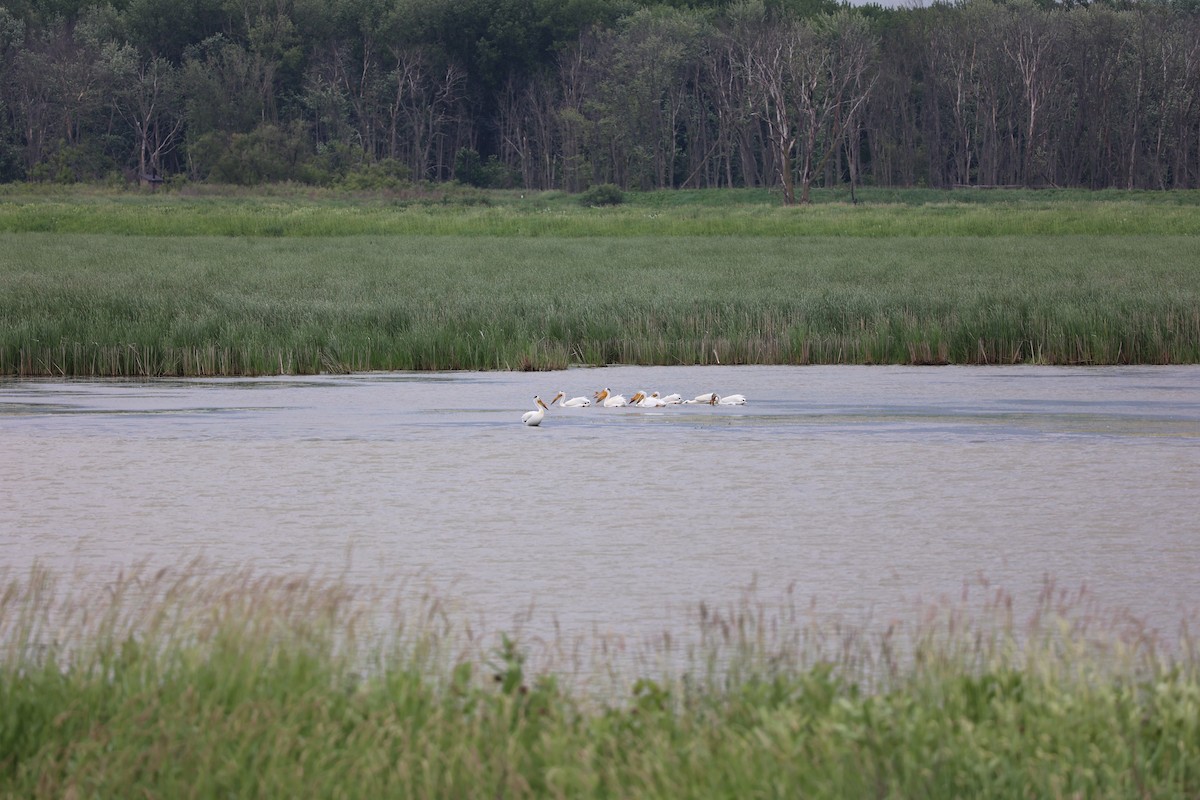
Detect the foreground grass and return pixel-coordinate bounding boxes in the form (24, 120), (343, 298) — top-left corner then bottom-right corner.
(1, 187), (1198, 373)
(2, 565), (1198, 798)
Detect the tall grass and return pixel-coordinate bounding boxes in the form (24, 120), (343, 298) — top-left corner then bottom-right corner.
(2, 232), (1197, 375)
(1, 186), (1199, 237)
(2, 564), (1197, 798)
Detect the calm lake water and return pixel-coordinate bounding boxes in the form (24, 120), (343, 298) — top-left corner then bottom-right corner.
(2, 365), (1198, 644)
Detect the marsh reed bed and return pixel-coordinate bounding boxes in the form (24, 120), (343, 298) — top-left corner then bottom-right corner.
(2, 564), (1197, 798)
(1, 189), (1198, 375)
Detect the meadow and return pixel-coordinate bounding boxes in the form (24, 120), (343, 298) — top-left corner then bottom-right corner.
(2, 564), (1197, 798)
(1, 186), (1198, 375)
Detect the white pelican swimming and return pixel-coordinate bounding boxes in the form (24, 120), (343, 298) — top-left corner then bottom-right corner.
(683, 392), (718, 405)
(660, 393), (683, 405)
(716, 394), (747, 405)
(522, 396), (550, 426)
(550, 391), (590, 408)
(594, 388), (628, 407)
(631, 391), (667, 408)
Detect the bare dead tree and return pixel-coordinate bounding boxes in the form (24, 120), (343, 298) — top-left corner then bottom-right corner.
(387, 46), (466, 181)
(110, 48), (185, 180)
(749, 12), (875, 205)
(1001, 3), (1063, 187)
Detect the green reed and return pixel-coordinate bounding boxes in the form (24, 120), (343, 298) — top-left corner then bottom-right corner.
(2, 564), (1197, 799)
(2, 186), (1199, 238)
(2, 189), (1197, 374)
(2, 229), (1197, 375)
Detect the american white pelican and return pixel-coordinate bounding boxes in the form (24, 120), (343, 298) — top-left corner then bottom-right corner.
(660, 393), (683, 405)
(522, 396), (550, 426)
(550, 391), (590, 408)
(716, 394), (747, 405)
(632, 391), (667, 408)
(594, 388), (628, 407)
(683, 392), (718, 405)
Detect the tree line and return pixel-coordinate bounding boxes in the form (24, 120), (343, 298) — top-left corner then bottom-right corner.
(1, 0), (1197, 200)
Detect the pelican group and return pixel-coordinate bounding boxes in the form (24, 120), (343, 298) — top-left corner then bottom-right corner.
(520, 388), (747, 424)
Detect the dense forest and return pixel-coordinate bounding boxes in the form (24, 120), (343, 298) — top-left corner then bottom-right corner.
(1, 0), (1197, 200)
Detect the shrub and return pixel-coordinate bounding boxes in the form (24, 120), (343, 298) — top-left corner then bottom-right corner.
(579, 183), (624, 207)
(339, 158), (413, 191)
(454, 147), (515, 189)
(206, 123), (311, 185)
(27, 142), (117, 184)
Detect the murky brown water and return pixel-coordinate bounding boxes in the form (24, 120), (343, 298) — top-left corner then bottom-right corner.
(3, 365), (1198, 641)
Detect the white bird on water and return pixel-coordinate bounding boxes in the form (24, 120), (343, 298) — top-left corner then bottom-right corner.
(522, 396), (550, 426)
(630, 391), (667, 408)
(550, 391), (590, 408)
(683, 392), (718, 405)
(716, 394), (747, 405)
(594, 388), (628, 407)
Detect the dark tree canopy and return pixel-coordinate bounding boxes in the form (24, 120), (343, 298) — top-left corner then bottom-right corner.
(0, 0), (1197, 194)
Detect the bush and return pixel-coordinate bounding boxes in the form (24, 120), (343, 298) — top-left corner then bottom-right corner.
(339, 158), (412, 191)
(27, 142), (117, 184)
(185, 131), (229, 181)
(0, 139), (25, 182)
(206, 123), (311, 185)
(454, 147), (514, 189)
(579, 183), (625, 207)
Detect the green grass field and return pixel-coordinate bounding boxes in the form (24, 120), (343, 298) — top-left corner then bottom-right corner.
(2, 565), (1197, 798)
(2, 186), (1198, 375)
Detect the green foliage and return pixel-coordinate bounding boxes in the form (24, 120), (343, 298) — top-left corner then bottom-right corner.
(454, 147), (514, 188)
(123, 0), (226, 63)
(180, 34), (277, 140)
(0, 140), (24, 182)
(1, 566), (1199, 798)
(399, 0), (617, 95)
(1, 0), (1198, 194)
(337, 158), (413, 190)
(206, 123), (313, 185)
(767, 0), (839, 19)
(25, 142), (118, 184)
(578, 182), (625, 206)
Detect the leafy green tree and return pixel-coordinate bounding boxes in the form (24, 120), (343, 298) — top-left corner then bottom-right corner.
(453, 144), (512, 186)
(181, 34), (277, 138)
(206, 120), (310, 182)
(601, 6), (708, 188)
(122, 0), (228, 62)
(7, 16), (124, 178)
